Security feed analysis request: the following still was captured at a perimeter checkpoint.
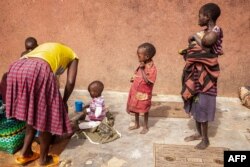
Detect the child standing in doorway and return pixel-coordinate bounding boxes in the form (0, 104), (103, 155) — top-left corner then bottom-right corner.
(127, 43), (157, 134)
(182, 3), (223, 150)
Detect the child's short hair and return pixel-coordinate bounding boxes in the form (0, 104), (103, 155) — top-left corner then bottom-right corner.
(200, 3), (221, 22)
(138, 43), (156, 58)
(88, 80), (104, 93)
(25, 37), (38, 50)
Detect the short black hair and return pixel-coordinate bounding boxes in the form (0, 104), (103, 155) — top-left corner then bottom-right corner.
(25, 37), (38, 50)
(138, 42), (156, 58)
(88, 80), (104, 93)
(200, 3), (221, 22)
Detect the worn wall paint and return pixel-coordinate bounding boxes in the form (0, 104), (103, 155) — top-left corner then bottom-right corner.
(0, 0), (249, 97)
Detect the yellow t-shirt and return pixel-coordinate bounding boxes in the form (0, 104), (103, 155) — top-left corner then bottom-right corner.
(24, 43), (78, 75)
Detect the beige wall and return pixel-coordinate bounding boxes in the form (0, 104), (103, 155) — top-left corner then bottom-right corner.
(0, 0), (249, 97)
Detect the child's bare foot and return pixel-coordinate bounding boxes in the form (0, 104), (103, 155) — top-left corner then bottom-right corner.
(195, 139), (210, 150)
(184, 133), (202, 142)
(128, 125), (140, 130)
(140, 128), (149, 134)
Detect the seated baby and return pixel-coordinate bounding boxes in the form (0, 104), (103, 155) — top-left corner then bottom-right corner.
(85, 80), (106, 121)
(77, 81), (106, 130)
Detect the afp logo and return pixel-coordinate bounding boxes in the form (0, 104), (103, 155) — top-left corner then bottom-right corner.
(224, 151), (249, 167)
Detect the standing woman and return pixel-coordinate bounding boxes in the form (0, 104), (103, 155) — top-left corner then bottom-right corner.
(6, 42), (78, 165)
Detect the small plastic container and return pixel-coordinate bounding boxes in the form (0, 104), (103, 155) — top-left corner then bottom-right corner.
(75, 100), (84, 112)
(35, 131), (40, 137)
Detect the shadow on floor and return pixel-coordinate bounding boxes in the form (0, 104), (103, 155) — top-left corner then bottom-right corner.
(148, 117), (161, 128)
(128, 101), (190, 129)
(149, 101), (189, 118)
(186, 109), (222, 137)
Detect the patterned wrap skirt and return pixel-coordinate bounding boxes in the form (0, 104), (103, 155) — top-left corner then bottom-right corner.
(184, 93), (216, 122)
(6, 58), (72, 135)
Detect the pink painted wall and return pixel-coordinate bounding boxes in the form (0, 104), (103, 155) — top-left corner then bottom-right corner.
(0, 0), (249, 97)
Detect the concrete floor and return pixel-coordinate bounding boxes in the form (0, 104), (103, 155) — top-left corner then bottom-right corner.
(59, 90), (250, 167)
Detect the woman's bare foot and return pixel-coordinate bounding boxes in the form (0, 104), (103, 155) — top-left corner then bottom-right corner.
(22, 150), (34, 157)
(184, 133), (202, 142)
(140, 128), (149, 134)
(128, 125), (140, 130)
(39, 154), (59, 166)
(15, 152), (40, 165)
(39, 155), (53, 166)
(195, 139), (210, 150)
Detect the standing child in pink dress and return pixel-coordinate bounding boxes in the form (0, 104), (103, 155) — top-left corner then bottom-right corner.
(127, 43), (157, 134)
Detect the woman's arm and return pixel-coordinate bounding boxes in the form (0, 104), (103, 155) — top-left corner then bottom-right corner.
(63, 59), (78, 105)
